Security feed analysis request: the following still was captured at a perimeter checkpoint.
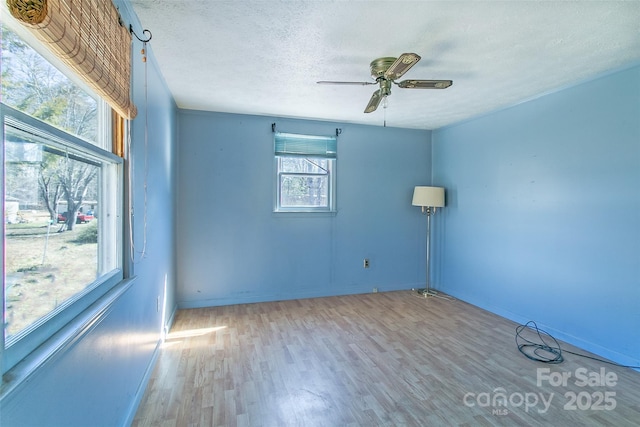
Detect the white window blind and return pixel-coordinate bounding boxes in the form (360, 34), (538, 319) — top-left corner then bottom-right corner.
(274, 132), (337, 158)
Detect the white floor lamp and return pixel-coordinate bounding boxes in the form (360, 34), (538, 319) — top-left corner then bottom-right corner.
(412, 186), (445, 297)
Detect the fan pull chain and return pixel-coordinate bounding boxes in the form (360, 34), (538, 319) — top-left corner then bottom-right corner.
(383, 95), (388, 127)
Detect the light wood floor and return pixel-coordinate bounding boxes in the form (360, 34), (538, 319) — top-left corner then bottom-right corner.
(132, 291), (640, 426)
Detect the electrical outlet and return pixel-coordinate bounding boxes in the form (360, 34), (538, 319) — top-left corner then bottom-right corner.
(373, 287), (378, 293)
(364, 258), (370, 268)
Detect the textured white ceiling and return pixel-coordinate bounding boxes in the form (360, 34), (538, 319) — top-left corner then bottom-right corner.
(130, 1), (640, 130)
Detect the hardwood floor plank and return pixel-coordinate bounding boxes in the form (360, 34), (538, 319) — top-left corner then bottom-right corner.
(133, 291), (640, 426)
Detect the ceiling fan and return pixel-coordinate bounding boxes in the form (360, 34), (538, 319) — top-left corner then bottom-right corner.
(317, 53), (452, 113)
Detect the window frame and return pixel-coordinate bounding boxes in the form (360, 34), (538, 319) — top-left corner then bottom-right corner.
(273, 132), (337, 213)
(1, 104), (124, 374)
(275, 155), (336, 213)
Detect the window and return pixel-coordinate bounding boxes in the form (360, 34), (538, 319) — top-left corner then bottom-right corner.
(1, 24), (123, 373)
(274, 132), (337, 212)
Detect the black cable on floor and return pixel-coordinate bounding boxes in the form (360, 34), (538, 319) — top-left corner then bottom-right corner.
(516, 321), (564, 364)
(515, 321), (640, 369)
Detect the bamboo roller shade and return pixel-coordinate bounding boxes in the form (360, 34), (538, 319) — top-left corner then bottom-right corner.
(7, 0), (138, 119)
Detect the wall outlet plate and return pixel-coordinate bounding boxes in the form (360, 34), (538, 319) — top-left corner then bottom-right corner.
(364, 258), (370, 268)
(373, 287), (378, 293)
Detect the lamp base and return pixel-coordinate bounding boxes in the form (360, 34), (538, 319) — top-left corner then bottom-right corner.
(415, 288), (439, 297)
(415, 288), (451, 300)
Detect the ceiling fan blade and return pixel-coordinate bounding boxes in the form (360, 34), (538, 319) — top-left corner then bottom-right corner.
(317, 81), (376, 86)
(384, 53), (421, 80)
(397, 79), (453, 89)
(364, 89), (382, 113)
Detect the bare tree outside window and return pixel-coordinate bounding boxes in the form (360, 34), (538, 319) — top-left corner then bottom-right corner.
(276, 156), (335, 211)
(1, 25), (97, 140)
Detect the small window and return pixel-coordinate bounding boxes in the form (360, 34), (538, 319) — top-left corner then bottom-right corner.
(274, 132), (337, 212)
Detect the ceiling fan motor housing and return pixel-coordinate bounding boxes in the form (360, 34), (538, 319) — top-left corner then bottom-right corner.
(370, 57), (398, 79)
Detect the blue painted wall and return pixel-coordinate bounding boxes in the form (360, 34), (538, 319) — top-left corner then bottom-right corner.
(432, 65), (640, 366)
(4, 3), (636, 423)
(177, 111), (432, 308)
(0, 2), (178, 425)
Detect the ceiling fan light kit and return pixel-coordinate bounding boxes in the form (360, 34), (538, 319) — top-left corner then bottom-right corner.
(318, 52), (453, 113)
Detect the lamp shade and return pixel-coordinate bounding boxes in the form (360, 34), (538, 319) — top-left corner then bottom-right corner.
(412, 186), (445, 207)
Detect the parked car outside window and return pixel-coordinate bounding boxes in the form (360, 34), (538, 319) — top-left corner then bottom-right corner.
(57, 211), (93, 224)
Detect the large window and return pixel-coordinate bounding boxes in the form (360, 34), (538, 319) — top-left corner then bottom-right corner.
(1, 24), (123, 373)
(274, 132), (337, 213)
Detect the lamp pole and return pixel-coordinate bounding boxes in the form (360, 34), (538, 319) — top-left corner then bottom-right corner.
(423, 206), (435, 296)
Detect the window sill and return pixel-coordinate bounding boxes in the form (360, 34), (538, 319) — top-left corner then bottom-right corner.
(273, 210), (337, 218)
(0, 276), (136, 401)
